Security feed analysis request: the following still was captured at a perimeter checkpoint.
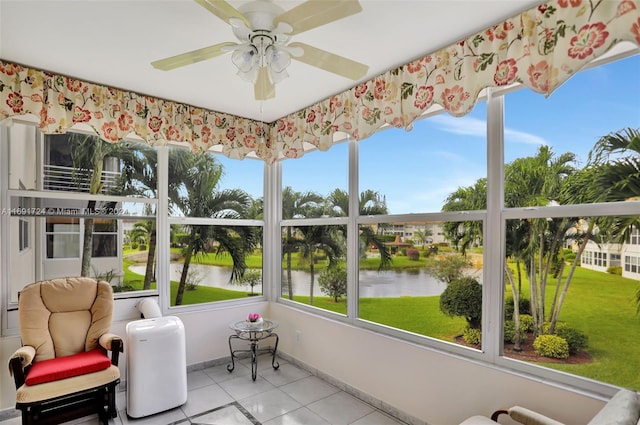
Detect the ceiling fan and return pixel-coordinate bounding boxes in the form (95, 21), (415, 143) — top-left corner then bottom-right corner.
(151, 0), (369, 100)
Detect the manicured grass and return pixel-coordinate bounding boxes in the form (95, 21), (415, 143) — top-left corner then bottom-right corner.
(510, 265), (640, 389)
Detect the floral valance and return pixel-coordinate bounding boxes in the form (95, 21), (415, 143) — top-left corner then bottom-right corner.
(1, 0), (639, 163)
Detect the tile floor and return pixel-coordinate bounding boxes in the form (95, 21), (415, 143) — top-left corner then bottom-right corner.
(1, 354), (407, 425)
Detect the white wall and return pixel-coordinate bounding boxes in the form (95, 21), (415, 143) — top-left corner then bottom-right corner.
(1, 300), (609, 424)
(7, 122), (37, 303)
(269, 303), (607, 425)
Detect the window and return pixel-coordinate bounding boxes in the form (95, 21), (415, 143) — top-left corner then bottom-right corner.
(501, 53), (640, 389)
(629, 227), (640, 245)
(46, 217), (80, 258)
(168, 224), (263, 306)
(92, 219), (117, 257)
(18, 218), (29, 251)
(280, 224), (347, 314)
(360, 108), (487, 215)
(355, 104), (488, 349)
(625, 256), (639, 274)
(358, 219), (483, 350)
(3, 128), (158, 302)
(16, 195), (31, 252)
(280, 144), (349, 315)
(167, 146), (264, 308)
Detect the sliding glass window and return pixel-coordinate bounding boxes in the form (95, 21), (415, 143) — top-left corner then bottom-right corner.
(166, 146), (264, 307)
(500, 52), (640, 389)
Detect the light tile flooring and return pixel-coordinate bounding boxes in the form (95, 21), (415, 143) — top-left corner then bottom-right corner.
(1, 354), (406, 425)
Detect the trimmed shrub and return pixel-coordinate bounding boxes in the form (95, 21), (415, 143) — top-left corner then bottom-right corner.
(138, 244), (147, 251)
(564, 249), (576, 263)
(533, 334), (569, 359)
(556, 327), (588, 354)
(519, 314), (534, 332)
(463, 327), (482, 345)
(439, 277), (482, 329)
(406, 248), (420, 261)
(318, 265), (347, 302)
(503, 320), (527, 344)
(607, 266), (622, 275)
(504, 296), (531, 320)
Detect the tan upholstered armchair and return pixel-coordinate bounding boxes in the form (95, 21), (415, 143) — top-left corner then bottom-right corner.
(8, 277), (123, 425)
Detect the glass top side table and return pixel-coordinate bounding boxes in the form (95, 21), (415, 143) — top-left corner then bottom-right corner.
(227, 319), (279, 381)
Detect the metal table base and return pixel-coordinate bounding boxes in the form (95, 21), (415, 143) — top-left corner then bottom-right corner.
(227, 320), (279, 381)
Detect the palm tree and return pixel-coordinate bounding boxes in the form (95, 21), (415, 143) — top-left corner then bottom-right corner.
(282, 187), (323, 300)
(442, 178), (486, 252)
(171, 149), (256, 306)
(325, 188), (392, 270)
(69, 134), (138, 277)
(113, 141), (161, 290)
(128, 216), (158, 289)
(584, 128), (640, 311)
(413, 227), (433, 248)
(505, 146), (577, 336)
(443, 146), (578, 344)
(296, 225), (344, 305)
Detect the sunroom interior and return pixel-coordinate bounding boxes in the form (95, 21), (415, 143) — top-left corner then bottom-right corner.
(1, 0), (640, 424)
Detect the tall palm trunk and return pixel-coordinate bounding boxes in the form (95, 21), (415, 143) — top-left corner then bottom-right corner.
(80, 204), (95, 277)
(286, 227), (294, 299)
(175, 229), (196, 305)
(80, 161), (104, 277)
(143, 225), (156, 290)
(505, 264), (522, 351)
(309, 254), (315, 305)
(548, 223), (593, 332)
(529, 254), (541, 336)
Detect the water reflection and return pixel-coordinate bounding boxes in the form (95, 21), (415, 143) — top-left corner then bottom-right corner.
(128, 264), (451, 297)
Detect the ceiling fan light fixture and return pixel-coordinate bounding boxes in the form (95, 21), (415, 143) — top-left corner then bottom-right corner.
(236, 64), (260, 83)
(265, 45), (291, 74)
(153, 0), (368, 100)
(231, 44), (258, 73)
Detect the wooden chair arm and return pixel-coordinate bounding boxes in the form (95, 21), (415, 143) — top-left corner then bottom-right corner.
(494, 406), (566, 425)
(491, 409), (508, 421)
(99, 334), (123, 366)
(8, 346), (36, 389)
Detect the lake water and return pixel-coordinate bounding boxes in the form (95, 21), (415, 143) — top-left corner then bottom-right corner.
(128, 264), (449, 297)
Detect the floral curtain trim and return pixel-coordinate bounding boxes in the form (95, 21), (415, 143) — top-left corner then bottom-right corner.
(0, 62), (270, 160)
(1, 0), (639, 163)
(273, 0), (640, 160)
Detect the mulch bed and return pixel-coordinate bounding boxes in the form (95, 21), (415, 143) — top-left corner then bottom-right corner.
(456, 333), (593, 364)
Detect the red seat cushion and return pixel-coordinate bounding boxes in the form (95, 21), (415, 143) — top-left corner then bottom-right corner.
(25, 349), (111, 386)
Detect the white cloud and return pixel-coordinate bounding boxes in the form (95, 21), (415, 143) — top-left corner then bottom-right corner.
(504, 128), (548, 146)
(429, 114), (548, 146)
(429, 115), (486, 137)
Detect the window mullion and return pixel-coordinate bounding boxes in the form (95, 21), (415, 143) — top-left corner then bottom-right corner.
(347, 138), (359, 321)
(156, 145), (170, 313)
(484, 88), (505, 361)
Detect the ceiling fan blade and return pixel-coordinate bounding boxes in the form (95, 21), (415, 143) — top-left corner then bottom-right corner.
(151, 42), (237, 71)
(274, 0), (362, 35)
(193, 0), (250, 26)
(255, 67), (275, 100)
(288, 42), (368, 80)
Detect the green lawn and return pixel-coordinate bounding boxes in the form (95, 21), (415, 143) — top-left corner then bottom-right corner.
(511, 266), (640, 388)
(122, 255), (640, 389)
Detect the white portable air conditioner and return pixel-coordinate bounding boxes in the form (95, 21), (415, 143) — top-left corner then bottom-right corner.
(126, 316), (187, 418)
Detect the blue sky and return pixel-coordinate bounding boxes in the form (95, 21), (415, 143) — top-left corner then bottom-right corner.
(222, 53), (640, 214)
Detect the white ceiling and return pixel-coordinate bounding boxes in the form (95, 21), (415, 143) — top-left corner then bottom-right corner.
(0, 0), (541, 123)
